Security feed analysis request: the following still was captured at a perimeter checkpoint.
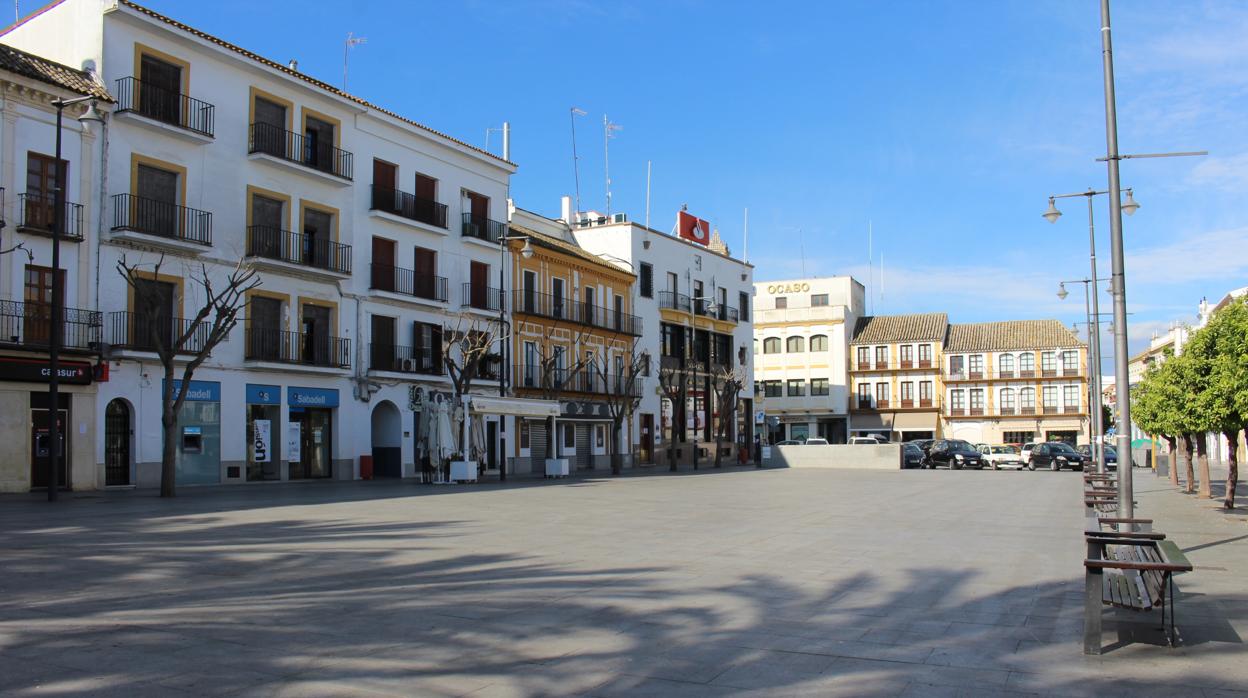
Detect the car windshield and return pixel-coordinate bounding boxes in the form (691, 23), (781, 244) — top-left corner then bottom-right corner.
(1049, 442), (1077, 454)
(904, 444), (921, 453)
(948, 440), (977, 453)
(1104, 446), (1117, 456)
(991, 446), (1018, 454)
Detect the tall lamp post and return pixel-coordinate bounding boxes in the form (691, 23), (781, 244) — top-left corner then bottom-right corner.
(1057, 279), (1103, 471)
(494, 232), (533, 482)
(46, 96), (104, 502)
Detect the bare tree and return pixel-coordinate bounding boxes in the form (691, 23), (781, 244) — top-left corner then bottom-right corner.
(441, 314), (504, 459)
(711, 364), (746, 468)
(658, 360), (690, 472)
(590, 339), (647, 476)
(118, 254), (259, 497)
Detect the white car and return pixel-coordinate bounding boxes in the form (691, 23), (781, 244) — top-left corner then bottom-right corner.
(848, 436), (884, 445)
(1019, 442), (1037, 464)
(977, 444), (1024, 470)
(803, 438), (829, 445)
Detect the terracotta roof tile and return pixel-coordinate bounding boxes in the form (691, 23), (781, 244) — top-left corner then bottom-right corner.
(117, 1), (513, 168)
(946, 320), (1084, 353)
(0, 42), (111, 100)
(507, 224), (635, 278)
(850, 313), (948, 345)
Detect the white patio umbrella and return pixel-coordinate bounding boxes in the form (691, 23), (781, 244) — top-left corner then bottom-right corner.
(434, 397), (456, 465)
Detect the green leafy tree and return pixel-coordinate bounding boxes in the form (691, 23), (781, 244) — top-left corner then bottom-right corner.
(1131, 362), (1180, 487)
(1166, 350), (1204, 494)
(1191, 297), (1248, 508)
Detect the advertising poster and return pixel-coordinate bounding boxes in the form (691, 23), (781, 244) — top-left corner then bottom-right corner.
(253, 419), (271, 463)
(288, 422), (302, 463)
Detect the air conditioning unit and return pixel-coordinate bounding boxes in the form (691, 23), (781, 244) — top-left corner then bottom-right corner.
(612, 213), (628, 223)
(400, 358), (417, 372)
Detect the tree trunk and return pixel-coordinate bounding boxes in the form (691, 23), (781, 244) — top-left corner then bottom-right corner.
(545, 415), (556, 462)
(713, 416), (724, 468)
(1196, 435), (1212, 499)
(1165, 436), (1178, 487)
(160, 363), (178, 498)
(611, 422), (622, 476)
(1181, 433), (1195, 494)
(1224, 429), (1239, 510)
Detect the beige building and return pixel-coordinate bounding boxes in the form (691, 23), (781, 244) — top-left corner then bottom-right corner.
(848, 313), (948, 441)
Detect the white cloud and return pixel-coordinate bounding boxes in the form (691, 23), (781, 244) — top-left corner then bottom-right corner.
(1124, 226), (1248, 284)
(1188, 152), (1248, 192)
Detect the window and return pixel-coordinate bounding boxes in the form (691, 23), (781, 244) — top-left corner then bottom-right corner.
(1020, 387), (1036, 409)
(753, 339), (759, 355)
(25, 152), (66, 230)
(763, 381), (783, 398)
(1042, 385), (1058, 408)
(970, 389), (984, 411)
(774, 296), (787, 309)
(763, 337), (781, 354)
(1064, 385), (1080, 409)
(563, 423), (575, 449)
(1001, 388), (1016, 410)
(519, 420), (530, 449)
(809, 335), (828, 352)
(999, 353), (1015, 374)
(875, 346), (888, 367)
(304, 115), (337, 172)
(370, 314), (396, 369)
(551, 277), (565, 318)
(876, 382), (890, 405)
(857, 382), (871, 407)
(811, 293), (829, 306)
(950, 389), (965, 409)
(919, 343), (932, 364)
(900, 382), (913, 403)
(1019, 352), (1035, 373)
(693, 280), (704, 314)
(301, 205), (335, 269)
(787, 379), (806, 397)
(521, 270), (537, 313)
(666, 271), (678, 295)
(639, 262), (653, 298)
(135, 162), (180, 233)
(662, 324), (686, 358)
(920, 381), (933, 403)
(949, 355), (964, 375)
(1062, 350), (1078, 372)
(138, 53), (184, 126)
(811, 378), (830, 396)
(899, 344), (913, 365)
(857, 346), (870, 368)
(969, 355), (984, 375)
(739, 291), (750, 322)
(414, 172), (437, 202)
(523, 342), (538, 386)
(786, 336), (805, 353)
(1041, 351), (1056, 373)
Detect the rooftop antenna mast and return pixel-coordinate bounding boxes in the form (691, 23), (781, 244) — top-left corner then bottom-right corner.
(867, 220), (873, 314)
(798, 228), (807, 277)
(343, 32), (367, 91)
(604, 114), (622, 215)
(570, 107), (586, 217)
(743, 208), (749, 263)
(645, 160), (652, 230)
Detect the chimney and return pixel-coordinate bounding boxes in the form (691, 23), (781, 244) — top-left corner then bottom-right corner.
(561, 196), (574, 224)
(502, 121), (510, 161)
(287, 59), (298, 70)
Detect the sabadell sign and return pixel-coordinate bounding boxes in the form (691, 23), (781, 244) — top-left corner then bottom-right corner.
(766, 282), (811, 294)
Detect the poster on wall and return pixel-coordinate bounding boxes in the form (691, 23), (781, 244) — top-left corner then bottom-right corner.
(253, 420), (271, 463)
(288, 422), (302, 463)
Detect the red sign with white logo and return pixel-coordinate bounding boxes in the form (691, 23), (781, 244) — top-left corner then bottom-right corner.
(677, 210), (710, 246)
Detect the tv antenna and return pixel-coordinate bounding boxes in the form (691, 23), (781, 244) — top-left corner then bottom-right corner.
(604, 115), (622, 215)
(343, 32), (367, 90)
(570, 107), (586, 216)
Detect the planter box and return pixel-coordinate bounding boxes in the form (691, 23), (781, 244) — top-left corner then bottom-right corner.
(545, 458), (570, 478)
(449, 460), (478, 482)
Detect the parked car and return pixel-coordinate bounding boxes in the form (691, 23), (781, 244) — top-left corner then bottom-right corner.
(804, 438), (829, 445)
(1027, 441), (1089, 471)
(1020, 442), (1037, 463)
(977, 444), (1024, 470)
(774, 440), (802, 446)
(908, 439), (936, 458)
(925, 439), (985, 469)
(1075, 444), (1118, 470)
(902, 442), (925, 469)
(849, 436), (884, 445)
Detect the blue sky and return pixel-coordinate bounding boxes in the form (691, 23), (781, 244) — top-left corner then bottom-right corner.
(88, 0), (1247, 371)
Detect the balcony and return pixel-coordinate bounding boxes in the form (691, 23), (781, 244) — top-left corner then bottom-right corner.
(369, 185), (447, 229)
(511, 290), (641, 335)
(461, 212), (505, 243)
(899, 360), (913, 369)
(1020, 406), (1036, 414)
(244, 326), (350, 368)
(108, 311), (212, 354)
(918, 359), (932, 368)
(248, 122), (353, 181)
(919, 398), (933, 407)
(246, 225), (352, 276)
(368, 344), (443, 375)
(876, 399), (890, 409)
(0, 301), (101, 352)
(461, 283), (504, 313)
(512, 364), (641, 397)
(900, 399), (914, 408)
(17, 193), (84, 241)
(114, 76), (215, 139)
(969, 407), (984, 416)
(968, 371), (983, 380)
(370, 264), (447, 303)
(876, 360), (890, 370)
(658, 290), (691, 313)
(111, 193), (212, 249)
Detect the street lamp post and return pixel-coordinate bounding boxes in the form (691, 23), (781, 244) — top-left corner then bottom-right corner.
(1057, 279), (1103, 471)
(495, 232), (533, 482)
(46, 96), (104, 502)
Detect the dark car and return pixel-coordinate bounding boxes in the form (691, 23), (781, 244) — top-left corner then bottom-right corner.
(1027, 441), (1088, 471)
(925, 439), (984, 470)
(902, 443), (924, 469)
(1075, 444), (1118, 470)
(908, 439), (936, 459)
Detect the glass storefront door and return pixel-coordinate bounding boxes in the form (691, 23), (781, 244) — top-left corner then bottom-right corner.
(289, 407), (332, 479)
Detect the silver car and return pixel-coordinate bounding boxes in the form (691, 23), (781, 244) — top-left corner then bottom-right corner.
(977, 444), (1024, 470)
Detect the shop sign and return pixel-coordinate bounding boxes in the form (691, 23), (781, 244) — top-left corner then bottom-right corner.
(246, 384), (281, 405)
(288, 386), (339, 408)
(754, 410), (766, 425)
(0, 356), (93, 384)
(164, 379), (220, 402)
(253, 419), (271, 462)
(561, 400), (609, 418)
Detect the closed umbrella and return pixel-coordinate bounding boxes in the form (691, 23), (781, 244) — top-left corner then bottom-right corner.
(470, 413), (487, 464)
(435, 397), (455, 466)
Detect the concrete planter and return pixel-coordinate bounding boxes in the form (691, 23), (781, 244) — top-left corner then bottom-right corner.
(449, 460), (478, 482)
(545, 458), (570, 478)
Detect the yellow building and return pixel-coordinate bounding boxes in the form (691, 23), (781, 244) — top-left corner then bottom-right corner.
(506, 211), (641, 473)
(848, 313), (948, 441)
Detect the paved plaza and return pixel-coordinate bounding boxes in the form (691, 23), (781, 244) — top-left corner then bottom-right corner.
(1, 467), (1245, 697)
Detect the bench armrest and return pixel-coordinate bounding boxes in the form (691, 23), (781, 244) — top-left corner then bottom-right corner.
(1085, 530), (1166, 540)
(1084, 558), (1192, 572)
(1098, 517), (1153, 525)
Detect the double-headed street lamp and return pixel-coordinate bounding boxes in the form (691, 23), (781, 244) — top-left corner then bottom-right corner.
(1043, 188), (1137, 475)
(46, 96), (105, 502)
(1057, 279), (1104, 472)
(494, 232), (533, 482)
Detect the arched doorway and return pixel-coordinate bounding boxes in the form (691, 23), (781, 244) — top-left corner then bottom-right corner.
(104, 399), (132, 486)
(371, 400), (402, 478)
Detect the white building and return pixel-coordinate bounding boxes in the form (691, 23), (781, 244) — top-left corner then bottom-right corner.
(567, 200), (755, 461)
(2, 0), (518, 488)
(0, 43), (111, 492)
(753, 277), (864, 443)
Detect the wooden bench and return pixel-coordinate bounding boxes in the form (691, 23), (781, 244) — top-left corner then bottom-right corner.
(1084, 532), (1193, 654)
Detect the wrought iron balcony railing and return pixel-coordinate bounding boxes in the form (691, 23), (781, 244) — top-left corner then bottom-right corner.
(0, 300), (101, 351)
(109, 311), (212, 354)
(246, 225), (352, 274)
(111, 193), (212, 245)
(115, 76), (215, 137)
(18, 192), (84, 240)
(370, 185), (447, 228)
(462, 283), (504, 312)
(249, 122), (353, 179)
(369, 343), (444, 375)
(460, 212), (505, 242)
(370, 264), (447, 302)
(244, 326), (350, 368)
